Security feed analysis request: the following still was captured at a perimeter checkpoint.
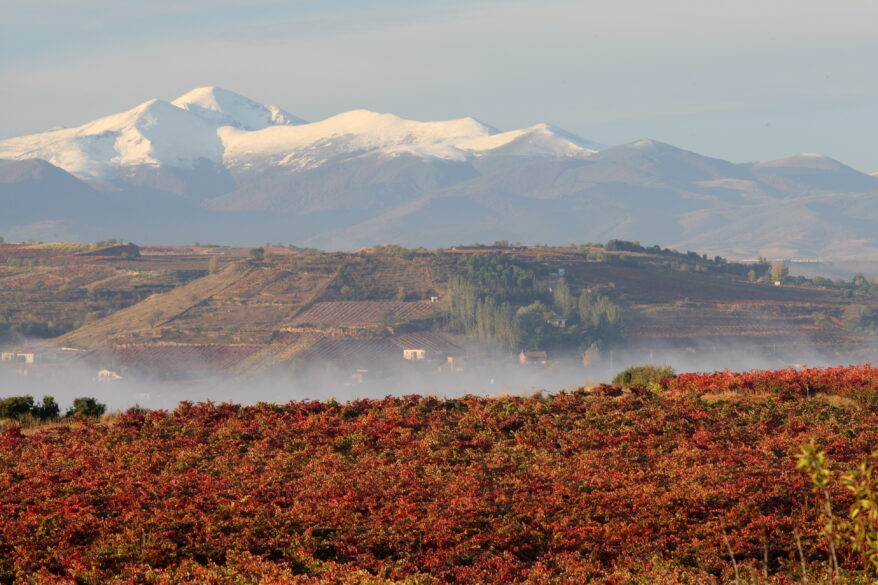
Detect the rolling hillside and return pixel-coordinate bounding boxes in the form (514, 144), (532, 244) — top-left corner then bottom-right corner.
(2, 242), (874, 381)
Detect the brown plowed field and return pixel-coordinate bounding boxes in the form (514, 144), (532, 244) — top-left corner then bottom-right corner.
(291, 300), (441, 327)
(94, 342), (262, 373)
(625, 304), (862, 345)
(563, 261), (846, 305)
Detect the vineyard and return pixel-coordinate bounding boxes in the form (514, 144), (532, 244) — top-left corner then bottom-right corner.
(89, 342), (264, 376)
(0, 245), (210, 340)
(318, 254), (444, 302)
(625, 304), (863, 347)
(562, 261), (845, 305)
(3, 365), (878, 583)
(3, 241), (878, 380)
(291, 301), (441, 328)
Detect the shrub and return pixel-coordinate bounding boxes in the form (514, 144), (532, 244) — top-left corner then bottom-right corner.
(0, 395), (34, 419)
(66, 397), (106, 418)
(612, 364), (676, 388)
(32, 396), (60, 420)
(797, 440), (878, 576)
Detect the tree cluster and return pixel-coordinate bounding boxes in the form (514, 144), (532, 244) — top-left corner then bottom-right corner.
(0, 395), (105, 422)
(445, 255), (623, 351)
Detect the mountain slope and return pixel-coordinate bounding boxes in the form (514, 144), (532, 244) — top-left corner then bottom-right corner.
(0, 158), (106, 241)
(2, 88), (878, 259)
(752, 154), (878, 194)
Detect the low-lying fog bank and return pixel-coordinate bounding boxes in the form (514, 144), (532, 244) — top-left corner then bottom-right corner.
(3, 340), (877, 412)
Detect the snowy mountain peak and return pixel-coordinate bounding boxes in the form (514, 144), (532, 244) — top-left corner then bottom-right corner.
(316, 110), (496, 140)
(0, 89), (601, 179)
(82, 98), (178, 134)
(0, 97), (224, 178)
(451, 123), (597, 158)
(172, 86), (305, 130)
(524, 123), (603, 150)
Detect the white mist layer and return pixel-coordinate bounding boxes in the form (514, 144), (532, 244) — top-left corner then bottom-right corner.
(1, 340), (871, 413)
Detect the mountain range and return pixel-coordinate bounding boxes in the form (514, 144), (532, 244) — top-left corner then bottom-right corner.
(2, 86), (877, 259)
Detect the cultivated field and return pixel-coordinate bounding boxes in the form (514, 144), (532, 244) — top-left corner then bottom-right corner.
(3, 243), (877, 379)
(4, 365), (878, 583)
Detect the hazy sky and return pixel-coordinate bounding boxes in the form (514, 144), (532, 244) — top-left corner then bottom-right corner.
(2, 0), (876, 171)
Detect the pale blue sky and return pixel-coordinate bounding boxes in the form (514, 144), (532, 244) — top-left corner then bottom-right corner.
(2, 0), (876, 171)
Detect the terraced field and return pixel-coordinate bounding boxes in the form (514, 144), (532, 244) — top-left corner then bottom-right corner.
(87, 342), (264, 377)
(625, 303), (862, 348)
(55, 263), (255, 348)
(3, 242), (876, 380)
(291, 300), (441, 327)
(320, 254), (447, 301)
(563, 260), (847, 304)
(0, 244), (210, 339)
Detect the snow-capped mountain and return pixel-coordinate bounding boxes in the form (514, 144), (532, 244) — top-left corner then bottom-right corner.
(0, 87), (598, 181)
(0, 88), (300, 179)
(220, 112), (597, 173)
(0, 98), (224, 178)
(2, 87), (878, 259)
(171, 86), (305, 131)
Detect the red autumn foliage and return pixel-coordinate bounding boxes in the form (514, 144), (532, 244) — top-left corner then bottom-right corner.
(666, 363), (878, 404)
(2, 366), (878, 583)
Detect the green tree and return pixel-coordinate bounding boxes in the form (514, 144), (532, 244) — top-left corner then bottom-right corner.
(771, 260), (788, 283)
(515, 301), (553, 350)
(578, 291), (622, 340)
(553, 278), (574, 319)
(447, 275), (478, 332)
(843, 304), (878, 335)
(249, 247), (265, 261)
(460, 253), (533, 301)
(0, 395), (34, 419)
(612, 365), (675, 388)
(32, 396), (60, 420)
(66, 397), (106, 418)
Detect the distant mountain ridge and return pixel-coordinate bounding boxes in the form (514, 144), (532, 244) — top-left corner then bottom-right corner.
(1, 87), (877, 259)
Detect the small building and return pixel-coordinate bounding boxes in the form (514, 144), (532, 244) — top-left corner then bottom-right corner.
(438, 356), (466, 373)
(547, 313), (567, 328)
(351, 369), (370, 383)
(97, 369), (123, 382)
(519, 351), (548, 366)
(403, 348), (433, 361)
(1, 349), (57, 364)
(395, 332), (464, 363)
